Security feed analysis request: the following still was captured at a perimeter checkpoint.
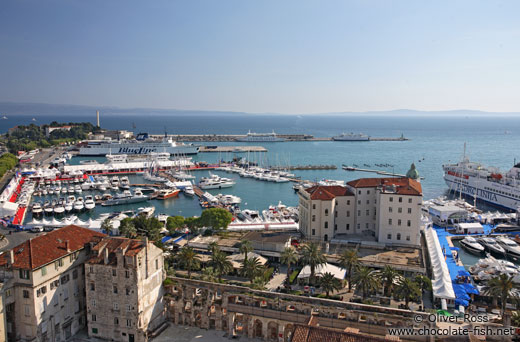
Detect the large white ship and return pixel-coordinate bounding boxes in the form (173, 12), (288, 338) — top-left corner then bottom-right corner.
(236, 131), (285, 142)
(79, 133), (200, 156)
(332, 132), (370, 141)
(443, 156), (520, 211)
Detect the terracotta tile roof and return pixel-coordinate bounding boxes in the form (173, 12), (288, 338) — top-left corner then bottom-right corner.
(291, 323), (387, 342)
(305, 186), (354, 200)
(86, 236), (145, 265)
(347, 177), (422, 196)
(0, 225), (105, 270)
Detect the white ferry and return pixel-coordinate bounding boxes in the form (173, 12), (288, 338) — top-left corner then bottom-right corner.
(79, 133), (199, 156)
(443, 156), (520, 211)
(332, 132), (370, 141)
(236, 131), (285, 142)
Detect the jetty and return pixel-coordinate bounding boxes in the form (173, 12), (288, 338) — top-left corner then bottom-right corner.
(272, 165), (337, 170)
(342, 165), (425, 180)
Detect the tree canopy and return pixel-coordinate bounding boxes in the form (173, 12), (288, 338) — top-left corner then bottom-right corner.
(199, 208), (232, 230)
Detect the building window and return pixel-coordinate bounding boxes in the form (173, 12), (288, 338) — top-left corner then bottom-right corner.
(90, 283), (95, 291)
(126, 288), (131, 295)
(324, 234), (328, 242)
(126, 304), (131, 312)
(312, 215), (315, 222)
(92, 314), (97, 322)
(55, 259), (63, 269)
(73, 269), (78, 279)
(387, 234), (392, 240)
(91, 299), (96, 307)
(112, 269), (117, 276)
(366, 200), (369, 204)
(358, 190), (361, 195)
(312, 229), (316, 236)
(366, 209), (369, 216)
(365, 223), (369, 228)
(408, 198), (412, 203)
(125, 270), (130, 278)
(346, 224), (350, 230)
(113, 285), (118, 294)
(347, 200), (350, 205)
(312, 204), (316, 209)
(92, 328), (98, 334)
(324, 222), (328, 229)
(398, 219), (402, 226)
(41, 267), (47, 276)
(61, 274), (70, 284)
(89, 266), (93, 273)
(114, 317), (119, 325)
(19, 269), (30, 279)
(346, 211), (350, 217)
(324, 209), (328, 216)
(334, 211), (337, 218)
(406, 235), (410, 241)
(357, 210), (360, 216)
(357, 200), (361, 205)
(407, 220), (411, 227)
(398, 207), (402, 213)
(399, 197), (402, 203)
(126, 319), (132, 327)
(388, 219), (392, 225)
(408, 208), (412, 214)
(114, 303), (119, 310)
(389, 197), (393, 202)
(367, 190), (370, 194)
(23, 290), (30, 298)
(389, 207), (392, 213)
(397, 233), (401, 240)
(334, 224), (337, 231)
(156, 259), (159, 270)
(357, 224), (360, 229)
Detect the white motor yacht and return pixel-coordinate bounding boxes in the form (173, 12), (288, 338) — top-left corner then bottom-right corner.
(73, 197), (85, 211)
(31, 202), (43, 215)
(84, 196), (96, 210)
(216, 194), (241, 205)
(75, 185), (82, 194)
(53, 200), (65, 215)
(198, 173), (235, 190)
(497, 236), (520, 259)
(478, 237), (506, 257)
(460, 236), (485, 255)
(183, 186), (195, 196)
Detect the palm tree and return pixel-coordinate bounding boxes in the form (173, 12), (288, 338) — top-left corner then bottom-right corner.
(101, 218), (113, 235)
(320, 272), (342, 297)
(352, 266), (380, 300)
(239, 240), (253, 264)
(301, 242), (327, 285)
(378, 265), (400, 297)
(394, 277), (421, 308)
(339, 249), (360, 292)
(241, 256), (263, 283)
(202, 266), (218, 282)
(280, 247), (299, 280)
(414, 275), (432, 294)
(176, 246), (201, 279)
(210, 249), (233, 282)
(483, 274), (518, 320)
(208, 241), (219, 254)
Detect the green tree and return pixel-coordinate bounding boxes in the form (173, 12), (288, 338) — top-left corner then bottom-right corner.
(210, 248), (233, 282)
(394, 277), (421, 308)
(339, 249), (360, 292)
(301, 242), (327, 285)
(352, 266), (380, 300)
(414, 275), (432, 294)
(511, 311), (520, 327)
(239, 240), (253, 264)
(133, 216), (162, 241)
(184, 217), (201, 235)
(176, 246), (201, 279)
(101, 218), (113, 235)
(208, 241), (219, 254)
(199, 208), (232, 230)
(378, 265), (400, 297)
(119, 218), (137, 238)
(202, 267), (218, 282)
(240, 256), (263, 283)
(280, 246), (299, 280)
(320, 272), (342, 297)
(483, 274), (518, 320)
(166, 216), (185, 234)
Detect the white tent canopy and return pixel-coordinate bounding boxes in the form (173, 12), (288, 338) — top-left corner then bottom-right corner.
(424, 227), (455, 300)
(298, 263), (346, 280)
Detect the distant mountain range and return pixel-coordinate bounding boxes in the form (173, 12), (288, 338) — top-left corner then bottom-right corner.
(0, 101), (518, 117)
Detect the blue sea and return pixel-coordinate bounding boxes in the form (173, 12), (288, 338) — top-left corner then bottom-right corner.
(3, 112), (520, 217)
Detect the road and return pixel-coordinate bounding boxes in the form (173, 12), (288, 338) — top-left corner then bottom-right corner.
(0, 226), (40, 252)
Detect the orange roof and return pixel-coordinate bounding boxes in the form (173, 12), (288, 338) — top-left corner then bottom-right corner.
(347, 177), (422, 196)
(86, 236), (145, 265)
(291, 323), (387, 342)
(0, 225), (105, 270)
(305, 185), (354, 200)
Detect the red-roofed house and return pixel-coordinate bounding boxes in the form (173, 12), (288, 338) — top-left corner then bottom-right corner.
(85, 236), (165, 342)
(298, 176), (423, 246)
(0, 225), (105, 342)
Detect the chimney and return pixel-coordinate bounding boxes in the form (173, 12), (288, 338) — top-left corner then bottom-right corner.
(96, 110), (100, 128)
(9, 250), (14, 266)
(65, 240), (70, 253)
(103, 247), (109, 265)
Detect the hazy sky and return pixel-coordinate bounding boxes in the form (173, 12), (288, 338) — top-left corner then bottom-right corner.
(1, 0), (519, 113)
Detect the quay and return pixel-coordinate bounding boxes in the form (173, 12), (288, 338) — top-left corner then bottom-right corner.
(342, 164), (425, 180)
(272, 164), (337, 170)
(152, 134), (409, 142)
(199, 146), (267, 153)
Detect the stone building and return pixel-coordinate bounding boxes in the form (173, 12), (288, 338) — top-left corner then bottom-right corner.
(164, 276), (434, 342)
(0, 225), (105, 342)
(85, 236), (165, 342)
(298, 175), (423, 246)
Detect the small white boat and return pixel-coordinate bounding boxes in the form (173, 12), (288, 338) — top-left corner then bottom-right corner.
(478, 237), (506, 257)
(460, 236), (484, 255)
(184, 186), (195, 196)
(137, 206), (155, 217)
(497, 236), (520, 259)
(31, 202), (43, 215)
(84, 196), (96, 210)
(73, 197), (84, 211)
(75, 185), (82, 194)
